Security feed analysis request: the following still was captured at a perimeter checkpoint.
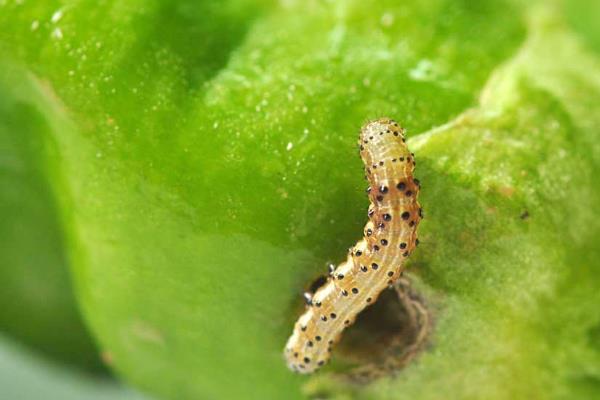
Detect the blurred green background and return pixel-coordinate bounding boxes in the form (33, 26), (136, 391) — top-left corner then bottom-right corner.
(0, 0), (599, 399)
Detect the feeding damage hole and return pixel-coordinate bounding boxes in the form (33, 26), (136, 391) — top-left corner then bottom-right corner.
(334, 277), (432, 383)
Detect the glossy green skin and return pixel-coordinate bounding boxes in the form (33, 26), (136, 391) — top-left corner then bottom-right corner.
(1, 1), (599, 399)
(0, 64), (103, 371)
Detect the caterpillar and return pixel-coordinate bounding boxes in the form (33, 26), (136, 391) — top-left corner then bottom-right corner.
(284, 118), (422, 374)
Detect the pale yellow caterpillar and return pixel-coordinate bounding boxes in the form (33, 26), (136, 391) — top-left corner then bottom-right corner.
(284, 118), (422, 373)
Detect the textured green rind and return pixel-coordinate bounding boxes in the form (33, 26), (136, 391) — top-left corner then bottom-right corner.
(0, 63), (103, 372)
(0, 1), (599, 399)
(308, 10), (600, 398)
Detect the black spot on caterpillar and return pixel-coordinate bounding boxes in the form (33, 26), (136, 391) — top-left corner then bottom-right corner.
(284, 118), (422, 373)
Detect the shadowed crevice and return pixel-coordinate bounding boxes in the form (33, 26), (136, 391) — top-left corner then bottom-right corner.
(334, 276), (432, 383)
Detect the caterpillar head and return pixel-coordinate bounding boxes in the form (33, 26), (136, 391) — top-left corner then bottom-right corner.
(359, 118), (405, 148)
(359, 118), (408, 168)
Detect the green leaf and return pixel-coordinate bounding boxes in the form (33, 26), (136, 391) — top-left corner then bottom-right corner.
(0, 334), (149, 400)
(1, 1), (599, 399)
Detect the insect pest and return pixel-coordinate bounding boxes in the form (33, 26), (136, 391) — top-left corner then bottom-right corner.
(284, 118), (423, 373)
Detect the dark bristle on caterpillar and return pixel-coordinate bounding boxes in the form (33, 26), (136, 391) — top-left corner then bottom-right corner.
(284, 118), (422, 374)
